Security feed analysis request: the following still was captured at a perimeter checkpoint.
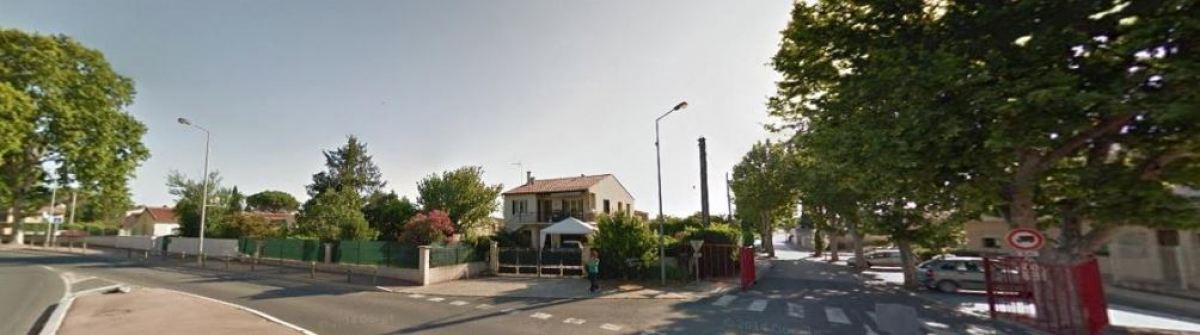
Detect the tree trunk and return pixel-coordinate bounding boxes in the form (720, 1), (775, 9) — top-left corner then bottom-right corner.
(897, 239), (918, 289)
(7, 196), (26, 245)
(828, 233), (840, 262)
(849, 220), (866, 270)
(812, 229), (824, 257)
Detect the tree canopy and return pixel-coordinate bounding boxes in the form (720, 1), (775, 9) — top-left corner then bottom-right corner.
(1, 29), (149, 244)
(363, 191), (419, 241)
(246, 190), (300, 213)
(167, 170), (232, 238)
(295, 188), (376, 242)
(306, 135), (385, 200)
(769, 0), (1200, 264)
(416, 166), (502, 236)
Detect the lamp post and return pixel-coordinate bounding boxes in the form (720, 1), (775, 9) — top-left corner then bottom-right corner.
(655, 101), (688, 285)
(178, 117), (210, 266)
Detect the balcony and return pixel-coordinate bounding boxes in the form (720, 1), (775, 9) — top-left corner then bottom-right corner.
(508, 209), (596, 224)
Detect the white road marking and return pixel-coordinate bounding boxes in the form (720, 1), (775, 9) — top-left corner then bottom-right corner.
(428, 297), (445, 302)
(408, 294), (425, 299)
(600, 323), (623, 331)
(747, 299), (768, 312)
(450, 300), (469, 306)
(476, 304), (492, 309)
(531, 312), (553, 320)
(500, 308), (518, 314)
(922, 319), (950, 329)
(825, 307), (850, 324)
(563, 317), (586, 325)
(712, 295), (736, 307)
(866, 311), (877, 323)
(966, 324), (999, 335)
(787, 303), (805, 318)
(864, 324), (878, 335)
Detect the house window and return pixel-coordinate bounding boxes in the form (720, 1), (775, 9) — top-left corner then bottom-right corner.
(603, 200), (611, 214)
(983, 237), (1000, 249)
(617, 202), (623, 213)
(512, 200), (518, 214)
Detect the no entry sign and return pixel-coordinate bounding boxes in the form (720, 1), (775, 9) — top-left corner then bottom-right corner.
(1005, 228), (1045, 251)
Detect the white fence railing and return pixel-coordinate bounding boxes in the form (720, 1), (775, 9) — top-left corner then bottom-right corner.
(165, 237), (240, 257)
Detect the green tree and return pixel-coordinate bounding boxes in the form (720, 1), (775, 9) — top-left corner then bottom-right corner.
(306, 135), (386, 200)
(245, 190), (300, 213)
(167, 171), (232, 238)
(226, 186), (245, 212)
(416, 166), (503, 236)
(0, 29), (149, 245)
(223, 213), (277, 239)
(295, 189), (375, 242)
(363, 191), (419, 241)
(769, 0), (1200, 268)
(731, 141), (797, 258)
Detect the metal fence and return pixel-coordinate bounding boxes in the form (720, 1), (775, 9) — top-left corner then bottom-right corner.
(429, 245), (482, 267)
(985, 256), (1109, 335)
(237, 238), (425, 269)
(497, 248), (583, 277)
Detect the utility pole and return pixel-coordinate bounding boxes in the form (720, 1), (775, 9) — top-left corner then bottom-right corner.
(43, 186), (57, 247)
(725, 172), (733, 221)
(698, 137), (710, 226)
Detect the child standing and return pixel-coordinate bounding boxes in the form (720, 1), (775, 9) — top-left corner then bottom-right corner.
(586, 249), (600, 293)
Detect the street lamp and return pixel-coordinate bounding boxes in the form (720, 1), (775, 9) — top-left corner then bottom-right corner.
(178, 117), (211, 266)
(655, 101), (688, 285)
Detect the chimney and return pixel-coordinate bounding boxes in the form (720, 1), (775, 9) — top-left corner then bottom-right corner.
(526, 171), (534, 185)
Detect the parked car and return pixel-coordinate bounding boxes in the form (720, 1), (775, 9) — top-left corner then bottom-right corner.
(560, 240), (583, 250)
(846, 249), (903, 268)
(918, 257), (991, 293)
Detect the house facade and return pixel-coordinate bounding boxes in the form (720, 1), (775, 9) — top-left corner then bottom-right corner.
(502, 173), (634, 248)
(127, 206), (180, 237)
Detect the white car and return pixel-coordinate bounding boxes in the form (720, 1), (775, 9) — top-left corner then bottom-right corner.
(846, 249), (903, 268)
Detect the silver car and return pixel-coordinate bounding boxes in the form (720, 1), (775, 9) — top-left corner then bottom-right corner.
(917, 257), (987, 293)
(846, 249), (903, 268)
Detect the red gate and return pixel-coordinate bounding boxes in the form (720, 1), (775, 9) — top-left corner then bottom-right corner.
(984, 256), (1109, 335)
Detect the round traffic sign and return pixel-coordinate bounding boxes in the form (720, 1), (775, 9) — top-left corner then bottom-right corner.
(1005, 228), (1044, 251)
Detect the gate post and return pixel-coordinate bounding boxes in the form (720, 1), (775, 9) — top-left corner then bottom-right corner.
(984, 257), (996, 319)
(489, 242), (500, 274)
(739, 247), (755, 291)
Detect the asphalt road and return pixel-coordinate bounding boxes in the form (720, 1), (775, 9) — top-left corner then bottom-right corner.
(0, 241), (1026, 335)
(0, 251), (67, 335)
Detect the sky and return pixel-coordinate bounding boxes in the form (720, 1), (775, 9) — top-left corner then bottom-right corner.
(1, 0), (793, 217)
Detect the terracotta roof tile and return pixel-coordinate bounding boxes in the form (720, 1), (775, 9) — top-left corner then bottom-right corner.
(145, 207), (177, 223)
(503, 174), (611, 195)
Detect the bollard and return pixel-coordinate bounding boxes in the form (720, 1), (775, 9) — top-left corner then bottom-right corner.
(251, 257), (257, 272)
(143, 249), (149, 260)
(200, 254), (206, 268)
(82, 241), (87, 253)
(127, 249), (132, 259)
(346, 266), (353, 283)
(310, 262), (316, 279)
(372, 267), (379, 285)
(225, 256), (230, 270)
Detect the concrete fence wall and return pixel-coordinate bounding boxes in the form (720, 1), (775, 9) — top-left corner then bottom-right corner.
(166, 237), (240, 257)
(86, 236), (158, 250)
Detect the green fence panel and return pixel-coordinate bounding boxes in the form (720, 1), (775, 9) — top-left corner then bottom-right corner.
(429, 246), (478, 267)
(386, 243), (420, 268)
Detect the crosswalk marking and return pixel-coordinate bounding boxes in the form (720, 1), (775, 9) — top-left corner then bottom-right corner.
(408, 294), (425, 299)
(712, 295), (736, 307)
(787, 303), (805, 318)
(600, 323), (623, 331)
(449, 300), (469, 306)
(475, 304), (492, 309)
(500, 308), (518, 314)
(866, 311), (876, 323)
(864, 324), (879, 335)
(747, 299), (769, 312)
(563, 318), (586, 325)
(531, 312), (553, 320)
(428, 297), (445, 302)
(825, 307), (850, 324)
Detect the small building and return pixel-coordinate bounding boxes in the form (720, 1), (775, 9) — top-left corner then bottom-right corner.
(128, 206), (180, 237)
(502, 173), (634, 248)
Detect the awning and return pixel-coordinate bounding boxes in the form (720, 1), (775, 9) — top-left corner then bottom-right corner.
(539, 217), (597, 248)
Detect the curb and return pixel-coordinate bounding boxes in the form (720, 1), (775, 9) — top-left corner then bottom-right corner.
(163, 289), (318, 335)
(36, 265), (73, 335)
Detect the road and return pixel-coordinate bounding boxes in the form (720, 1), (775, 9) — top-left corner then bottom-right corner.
(0, 251), (66, 335)
(0, 241), (1025, 335)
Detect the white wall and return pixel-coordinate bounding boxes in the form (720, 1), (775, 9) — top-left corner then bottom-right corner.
(152, 224), (179, 237)
(503, 194), (537, 231)
(590, 176), (635, 216)
(165, 237), (240, 257)
(86, 236), (158, 250)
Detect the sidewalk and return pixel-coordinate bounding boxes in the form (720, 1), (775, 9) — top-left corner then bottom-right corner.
(380, 276), (736, 300)
(59, 287), (309, 335)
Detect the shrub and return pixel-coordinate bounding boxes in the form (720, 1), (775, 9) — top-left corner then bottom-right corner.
(491, 229), (531, 248)
(592, 213), (657, 279)
(681, 223), (741, 245)
(400, 210), (455, 245)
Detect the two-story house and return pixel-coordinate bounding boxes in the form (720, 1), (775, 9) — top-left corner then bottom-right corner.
(502, 173), (635, 248)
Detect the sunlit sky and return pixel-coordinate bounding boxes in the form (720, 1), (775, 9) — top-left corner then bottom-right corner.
(1, 0), (793, 216)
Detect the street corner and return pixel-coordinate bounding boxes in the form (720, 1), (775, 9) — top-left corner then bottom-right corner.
(56, 287), (313, 335)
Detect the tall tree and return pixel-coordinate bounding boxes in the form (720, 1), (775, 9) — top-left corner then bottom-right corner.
(1, 29), (150, 245)
(226, 186), (245, 212)
(416, 166), (503, 236)
(295, 188), (375, 241)
(769, 0), (1200, 268)
(363, 191), (419, 241)
(731, 141), (796, 258)
(246, 190), (300, 213)
(306, 135), (385, 200)
(167, 170), (232, 238)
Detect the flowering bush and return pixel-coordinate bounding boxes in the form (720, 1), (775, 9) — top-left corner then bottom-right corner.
(399, 210), (455, 245)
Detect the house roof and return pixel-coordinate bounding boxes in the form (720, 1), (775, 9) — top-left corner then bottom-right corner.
(144, 207), (177, 223)
(503, 174), (612, 195)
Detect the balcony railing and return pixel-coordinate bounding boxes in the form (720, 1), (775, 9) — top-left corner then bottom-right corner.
(508, 210), (596, 224)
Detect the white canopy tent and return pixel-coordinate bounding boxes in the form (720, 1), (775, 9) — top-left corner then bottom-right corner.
(539, 217), (597, 248)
